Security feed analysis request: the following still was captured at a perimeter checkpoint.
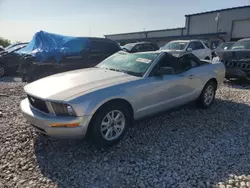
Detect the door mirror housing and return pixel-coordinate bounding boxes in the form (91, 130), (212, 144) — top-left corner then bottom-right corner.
(155, 67), (174, 76)
(187, 47), (192, 51)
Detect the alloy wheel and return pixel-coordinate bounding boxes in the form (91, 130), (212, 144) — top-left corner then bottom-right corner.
(100, 110), (125, 141)
(204, 85), (214, 105)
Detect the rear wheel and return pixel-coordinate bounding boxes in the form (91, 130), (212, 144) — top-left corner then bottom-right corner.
(0, 64), (5, 77)
(89, 103), (131, 147)
(197, 81), (217, 108)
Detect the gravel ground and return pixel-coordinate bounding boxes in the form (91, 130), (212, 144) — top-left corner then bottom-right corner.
(0, 79), (250, 188)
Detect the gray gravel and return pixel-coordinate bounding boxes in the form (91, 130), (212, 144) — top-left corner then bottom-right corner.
(0, 79), (250, 188)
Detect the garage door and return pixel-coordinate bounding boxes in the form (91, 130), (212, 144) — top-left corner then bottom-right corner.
(232, 19), (250, 39)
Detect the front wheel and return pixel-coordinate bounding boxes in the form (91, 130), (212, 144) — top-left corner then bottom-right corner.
(197, 81), (216, 109)
(89, 103), (131, 147)
(0, 64), (5, 77)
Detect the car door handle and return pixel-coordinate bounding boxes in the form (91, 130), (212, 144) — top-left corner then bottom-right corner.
(188, 75), (195, 79)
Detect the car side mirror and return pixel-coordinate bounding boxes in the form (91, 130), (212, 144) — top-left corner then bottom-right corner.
(155, 67), (174, 76)
(187, 48), (192, 51)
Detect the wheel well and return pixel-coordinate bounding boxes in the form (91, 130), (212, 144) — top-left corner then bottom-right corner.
(86, 99), (134, 135)
(207, 78), (218, 90)
(205, 56), (210, 60)
(96, 99), (134, 116)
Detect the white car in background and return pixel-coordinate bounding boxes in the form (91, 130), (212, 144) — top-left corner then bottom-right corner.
(160, 40), (212, 60)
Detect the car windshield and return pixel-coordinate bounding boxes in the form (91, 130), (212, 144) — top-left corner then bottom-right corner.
(161, 41), (188, 50)
(6, 44), (27, 53)
(4, 44), (16, 51)
(7, 44), (26, 53)
(217, 42), (234, 50)
(122, 43), (136, 51)
(96, 52), (159, 77)
(231, 40), (250, 49)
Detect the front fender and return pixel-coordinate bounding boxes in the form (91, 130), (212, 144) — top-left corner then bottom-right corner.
(67, 87), (134, 117)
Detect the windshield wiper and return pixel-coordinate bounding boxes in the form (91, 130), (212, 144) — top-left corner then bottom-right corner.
(105, 68), (141, 77)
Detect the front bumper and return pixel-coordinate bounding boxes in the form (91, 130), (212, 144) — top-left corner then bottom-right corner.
(21, 98), (92, 139)
(225, 67), (249, 79)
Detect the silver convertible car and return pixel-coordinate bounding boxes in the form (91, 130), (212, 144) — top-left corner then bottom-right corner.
(21, 51), (225, 147)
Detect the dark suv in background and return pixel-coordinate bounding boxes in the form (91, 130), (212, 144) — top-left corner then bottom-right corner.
(215, 38), (250, 80)
(0, 43), (28, 77)
(121, 42), (159, 53)
(19, 38), (121, 82)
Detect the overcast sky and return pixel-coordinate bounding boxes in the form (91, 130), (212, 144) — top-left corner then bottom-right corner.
(0, 0), (250, 42)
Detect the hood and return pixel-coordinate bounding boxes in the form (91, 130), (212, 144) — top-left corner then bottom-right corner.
(24, 68), (139, 101)
(216, 49), (250, 60)
(215, 49), (250, 78)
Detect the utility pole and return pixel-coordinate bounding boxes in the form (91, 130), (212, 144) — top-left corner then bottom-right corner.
(143, 28), (146, 40)
(215, 13), (220, 33)
(89, 28), (91, 37)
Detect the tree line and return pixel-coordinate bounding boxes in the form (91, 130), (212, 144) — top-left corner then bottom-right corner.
(0, 37), (11, 47)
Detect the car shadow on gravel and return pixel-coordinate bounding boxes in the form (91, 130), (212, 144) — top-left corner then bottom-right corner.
(34, 98), (250, 188)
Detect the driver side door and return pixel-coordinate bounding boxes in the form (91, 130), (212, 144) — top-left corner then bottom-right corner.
(135, 54), (198, 118)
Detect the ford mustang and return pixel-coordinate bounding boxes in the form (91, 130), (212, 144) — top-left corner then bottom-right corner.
(21, 51), (225, 147)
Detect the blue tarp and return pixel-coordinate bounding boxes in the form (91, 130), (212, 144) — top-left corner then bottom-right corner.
(16, 31), (89, 63)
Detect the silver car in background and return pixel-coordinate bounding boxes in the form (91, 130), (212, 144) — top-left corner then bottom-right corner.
(21, 51), (225, 147)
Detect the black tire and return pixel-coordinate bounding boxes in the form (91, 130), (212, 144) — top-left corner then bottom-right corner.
(0, 64), (5, 77)
(196, 80), (217, 109)
(88, 102), (131, 148)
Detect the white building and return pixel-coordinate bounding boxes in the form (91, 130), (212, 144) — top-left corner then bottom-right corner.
(105, 5), (250, 48)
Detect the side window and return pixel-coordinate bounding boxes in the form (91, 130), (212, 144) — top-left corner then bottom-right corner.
(90, 41), (120, 54)
(90, 41), (105, 52)
(187, 42), (194, 50)
(104, 42), (120, 54)
(178, 55), (196, 69)
(151, 54), (191, 76)
(141, 44), (155, 51)
(132, 45), (141, 52)
(193, 41), (205, 50)
(152, 44), (159, 50)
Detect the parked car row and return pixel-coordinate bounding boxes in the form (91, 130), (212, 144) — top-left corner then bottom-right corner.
(159, 40), (212, 60)
(18, 36), (122, 82)
(121, 38), (250, 80)
(121, 42), (159, 53)
(1, 30), (249, 82)
(121, 40), (212, 60)
(0, 31), (122, 82)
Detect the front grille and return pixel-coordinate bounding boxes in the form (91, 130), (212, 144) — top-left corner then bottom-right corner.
(27, 95), (49, 114)
(51, 102), (68, 116)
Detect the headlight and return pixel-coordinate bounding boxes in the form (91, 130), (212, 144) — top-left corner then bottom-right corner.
(51, 102), (76, 116)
